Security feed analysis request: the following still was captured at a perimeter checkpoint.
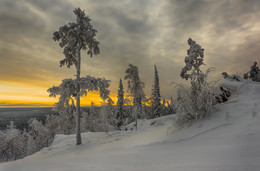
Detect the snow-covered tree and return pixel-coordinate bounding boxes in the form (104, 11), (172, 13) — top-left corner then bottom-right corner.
(48, 76), (110, 133)
(106, 98), (117, 129)
(0, 119), (58, 162)
(250, 62), (260, 81)
(99, 106), (109, 132)
(176, 38), (216, 126)
(123, 93), (134, 125)
(116, 78), (125, 129)
(52, 8), (100, 145)
(167, 97), (175, 114)
(151, 65), (161, 118)
(244, 62), (260, 81)
(89, 102), (99, 118)
(55, 104), (76, 135)
(144, 97), (154, 119)
(45, 115), (60, 138)
(244, 72), (249, 80)
(27, 119), (49, 154)
(0, 121), (27, 161)
(124, 64), (145, 115)
(99, 99), (117, 132)
(124, 64), (145, 130)
(180, 38), (205, 91)
(161, 98), (168, 116)
(222, 72), (230, 79)
(81, 109), (99, 132)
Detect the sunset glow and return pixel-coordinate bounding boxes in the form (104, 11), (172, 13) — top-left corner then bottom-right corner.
(0, 82), (118, 107)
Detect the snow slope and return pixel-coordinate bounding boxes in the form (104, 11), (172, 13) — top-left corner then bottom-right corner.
(1, 80), (260, 171)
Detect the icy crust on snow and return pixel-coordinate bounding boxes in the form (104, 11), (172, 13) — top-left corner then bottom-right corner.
(1, 80), (260, 171)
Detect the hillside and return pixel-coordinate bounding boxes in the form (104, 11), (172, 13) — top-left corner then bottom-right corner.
(1, 80), (260, 171)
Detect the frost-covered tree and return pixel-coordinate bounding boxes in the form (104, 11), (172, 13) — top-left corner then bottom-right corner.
(161, 98), (167, 116)
(176, 38), (216, 126)
(0, 121), (27, 161)
(52, 8), (100, 145)
(45, 115), (61, 137)
(99, 106), (109, 132)
(222, 72), (230, 79)
(180, 38), (205, 91)
(243, 62), (260, 81)
(244, 72), (249, 80)
(89, 102), (99, 118)
(106, 98), (116, 124)
(124, 64), (145, 130)
(250, 62), (260, 81)
(151, 65), (161, 118)
(244, 62), (260, 81)
(100, 99), (117, 132)
(27, 119), (49, 154)
(55, 103), (76, 135)
(166, 97), (175, 114)
(116, 79), (125, 129)
(0, 119), (58, 162)
(123, 93), (133, 125)
(124, 64), (145, 113)
(48, 76), (110, 135)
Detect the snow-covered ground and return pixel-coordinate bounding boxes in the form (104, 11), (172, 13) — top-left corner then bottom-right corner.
(1, 80), (260, 171)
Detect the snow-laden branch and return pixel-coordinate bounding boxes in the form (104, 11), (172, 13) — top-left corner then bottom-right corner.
(53, 8), (100, 68)
(48, 76), (110, 111)
(180, 38), (205, 90)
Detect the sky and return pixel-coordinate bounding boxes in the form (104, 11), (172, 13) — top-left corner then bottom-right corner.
(0, 0), (260, 107)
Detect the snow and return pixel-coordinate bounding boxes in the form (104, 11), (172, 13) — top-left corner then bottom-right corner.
(1, 80), (260, 171)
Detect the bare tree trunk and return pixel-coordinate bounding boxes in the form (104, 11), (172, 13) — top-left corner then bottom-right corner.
(76, 47), (82, 145)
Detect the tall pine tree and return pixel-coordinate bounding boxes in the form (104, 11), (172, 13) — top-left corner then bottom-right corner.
(151, 65), (161, 118)
(116, 78), (124, 129)
(124, 64), (145, 116)
(124, 64), (145, 130)
(52, 8), (101, 145)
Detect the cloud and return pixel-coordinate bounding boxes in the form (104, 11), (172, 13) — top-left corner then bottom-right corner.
(158, 0), (260, 84)
(1, 0), (260, 104)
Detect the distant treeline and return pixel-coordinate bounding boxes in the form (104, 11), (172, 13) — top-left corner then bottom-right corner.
(0, 108), (59, 130)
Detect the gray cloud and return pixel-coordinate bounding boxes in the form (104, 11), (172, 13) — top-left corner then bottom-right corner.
(1, 0), (260, 101)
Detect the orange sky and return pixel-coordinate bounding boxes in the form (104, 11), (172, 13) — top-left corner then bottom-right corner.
(0, 82), (118, 108)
